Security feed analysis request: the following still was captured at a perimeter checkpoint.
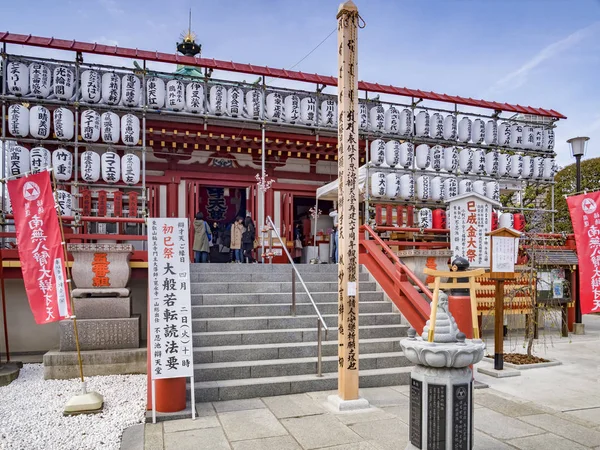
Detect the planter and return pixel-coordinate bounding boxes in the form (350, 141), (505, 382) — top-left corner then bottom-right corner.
(482, 355), (562, 370)
(68, 243), (133, 289)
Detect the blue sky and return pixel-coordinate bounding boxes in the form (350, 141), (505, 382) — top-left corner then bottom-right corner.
(1, 0), (599, 166)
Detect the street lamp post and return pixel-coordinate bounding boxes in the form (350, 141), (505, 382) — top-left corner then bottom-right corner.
(567, 136), (590, 335)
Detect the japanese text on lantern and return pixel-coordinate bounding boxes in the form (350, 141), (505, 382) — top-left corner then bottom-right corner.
(148, 218), (194, 379)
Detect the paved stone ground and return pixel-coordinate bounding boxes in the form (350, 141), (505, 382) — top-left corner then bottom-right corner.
(126, 315), (600, 450)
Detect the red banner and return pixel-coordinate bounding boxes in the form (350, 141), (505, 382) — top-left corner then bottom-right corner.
(128, 192), (138, 218)
(81, 189), (92, 216)
(113, 191), (123, 217)
(567, 191), (600, 314)
(98, 190), (107, 216)
(7, 171), (72, 324)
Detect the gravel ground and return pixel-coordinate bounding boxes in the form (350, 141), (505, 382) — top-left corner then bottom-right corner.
(0, 364), (146, 450)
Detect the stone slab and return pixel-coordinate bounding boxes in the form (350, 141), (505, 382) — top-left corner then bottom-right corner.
(73, 296), (131, 319)
(349, 417), (409, 444)
(474, 392), (544, 417)
(327, 395), (371, 412)
(146, 403), (195, 423)
(281, 414), (362, 450)
(473, 408), (544, 440)
(0, 363), (20, 386)
(231, 436), (302, 450)
(162, 416), (220, 433)
(195, 402), (217, 417)
(519, 413), (600, 447)
(144, 423), (164, 450)
(43, 347), (146, 379)
(262, 393), (325, 419)
(59, 315), (140, 351)
(73, 287), (130, 298)
(212, 398), (266, 413)
(163, 427), (230, 450)
(477, 366), (522, 378)
(507, 432), (588, 450)
(219, 408), (288, 442)
(119, 424), (144, 450)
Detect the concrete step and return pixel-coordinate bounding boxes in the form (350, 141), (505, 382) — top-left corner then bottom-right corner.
(192, 366), (413, 402)
(190, 281), (377, 295)
(192, 312), (402, 332)
(189, 263), (343, 274)
(194, 352), (410, 381)
(190, 272), (370, 283)
(194, 324), (408, 347)
(192, 301), (393, 318)
(195, 337), (403, 363)
(193, 291), (384, 306)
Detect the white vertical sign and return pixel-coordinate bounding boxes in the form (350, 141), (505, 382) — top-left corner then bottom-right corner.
(491, 236), (516, 273)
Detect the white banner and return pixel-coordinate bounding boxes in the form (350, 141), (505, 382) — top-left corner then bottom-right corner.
(149, 217), (194, 380)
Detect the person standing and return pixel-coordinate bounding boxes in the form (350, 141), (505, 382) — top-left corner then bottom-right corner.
(242, 214), (256, 263)
(193, 212), (211, 263)
(230, 216), (244, 263)
(329, 208), (338, 263)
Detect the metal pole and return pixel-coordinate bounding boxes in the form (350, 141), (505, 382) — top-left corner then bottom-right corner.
(73, 55), (81, 231)
(551, 184), (555, 233)
(575, 154), (582, 325)
(141, 61), (147, 237)
(1, 44), (7, 253)
(494, 279), (504, 370)
(291, 267), (296, 316)
(312, 198), (318, 249)
(317, 319), (323, 377)
(261, 123), (266, 262)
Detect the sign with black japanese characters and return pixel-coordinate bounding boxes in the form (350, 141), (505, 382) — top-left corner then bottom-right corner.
(148, 218), (194, 379)
(427, 384), (447, 450)
(452, 383), (470, 450)
(410, 378), (423, 448)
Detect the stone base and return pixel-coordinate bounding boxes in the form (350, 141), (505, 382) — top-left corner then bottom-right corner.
(43, 347), (146, 380)
(327, 394), (370, 412)
(477, 366), (521, 378)
(59, 315), (140, 351)
(73, 297), (131, 319)
(573, 323), (585, 335)
(0, 362), (20, 386)
(72, 287), (130, 298)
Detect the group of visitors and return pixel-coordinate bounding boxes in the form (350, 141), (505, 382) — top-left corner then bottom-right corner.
(192, 212), (256, 263)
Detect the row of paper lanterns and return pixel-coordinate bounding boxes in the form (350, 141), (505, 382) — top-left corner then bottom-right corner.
(4, 187), (72, 216)
(6, 145), (140, 184)
(7, 104), (141, 145)
(415, 208), (525, 230)
(369, 140), (555, 180)
(370, 172), (501, 203)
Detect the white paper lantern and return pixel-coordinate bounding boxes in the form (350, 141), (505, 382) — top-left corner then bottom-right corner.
(121, 74), (141, 107)
(369, 105), (385, 132)
(418, 208), (433, 229)
(386, 173), (401, 199)
(484, 151), (499, 176)
(399, 174), (414, 200)
(7, 104), (29, 138)
(29, 63), (51, 98)
(370, 139), (386, 166)
(80, 151), (100, 182)
(415, 111), (430, 138)
(7, 62), (29, 96)
(497, 122), (511, 147)
(56, 190), (72, 216)
(534, 127), (544, 150)
(459, 148), (473, 173)
(81, 70), (101, 103)
(443, 147), (458, 172)
(121, 114), (140, 146)
(533, 156), (544, 179)
(473, 180), (486, 196)
(485, 120), (498, 145)
(284, 94), (300, 123)
(52, 148), (73, 181)
(457, 117), (472, 143)
(266, 92), (283, 122)
(522, 126), (535, 150)
(431, 177), (444, 202)
(471, 119), (485, 144)
(209, 84), (226, 116)
(415, 144), (430, 169)
(509, 155), (522, 178)
(320, 99), (337, 127)
(521, 155), (534, 179)
(7, 144), (29, 175)
(430, 113), (444, 140)
(459, 179), (473, 195)
(399, 109), (413, 136)
(53, 108), (75, 141)
(147, 77), (166, 109)
(385, 140), (401, 167)
(53, 66), (75, 100)
(359, 103), (368, 130)
(80, 109), (101, 142)
(371, 172), (387, 198)
(443, 114), (457, 140)
(544, 128), (555, 151)
(385, 106), (400, 134)
(486, 181), (500, 202)
(497, 153), (510, 177)
(29, 105), (51, 139)
(166, 79), (185, 111)
(499, 213), (514, 229)
(444, 177), (458, 199)
(245, 89), (263, 120)
(510, 124), (523, 148)
(399, 142), (414, 168)
(100, 111), (120, 144)
(30, 147), (51, 173)
(543, 158), (555, 180)
(417, 175), (431, 201)
(101, 72), (121, 105)
(430, 145), (444, 171)
(101, 151), (121, 184)
(227, 86), (245, 118)
(185, 82), (204, 114)
(300, 97), (317, 126)
(122, 153), (141, 185)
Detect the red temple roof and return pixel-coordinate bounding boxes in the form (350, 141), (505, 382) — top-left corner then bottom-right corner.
(0, 32), (566, 119)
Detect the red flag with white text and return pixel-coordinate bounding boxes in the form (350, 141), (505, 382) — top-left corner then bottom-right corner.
(567, 191), (600, 315)
(7, 171), (71, 324)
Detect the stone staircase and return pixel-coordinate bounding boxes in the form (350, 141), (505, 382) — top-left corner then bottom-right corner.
(190, 264), (411, 402)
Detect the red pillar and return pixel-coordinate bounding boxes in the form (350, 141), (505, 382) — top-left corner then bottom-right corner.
(448, 295), (475, 339)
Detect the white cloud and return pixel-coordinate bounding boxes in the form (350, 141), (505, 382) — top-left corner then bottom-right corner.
(99, 0), (124, 17)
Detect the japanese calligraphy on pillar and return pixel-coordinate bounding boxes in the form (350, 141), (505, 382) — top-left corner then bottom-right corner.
(148, 218), (194, 379)
(337, 0), (360, 399)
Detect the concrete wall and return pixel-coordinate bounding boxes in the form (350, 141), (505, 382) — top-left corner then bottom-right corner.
(0, 278), (148, 356)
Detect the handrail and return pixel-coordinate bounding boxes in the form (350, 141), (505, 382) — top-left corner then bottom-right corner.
(266, 216), (328, 377)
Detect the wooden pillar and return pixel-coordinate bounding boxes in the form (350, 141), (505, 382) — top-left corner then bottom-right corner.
(337, 0), (360, 401)
(494, 279), (505, 370)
